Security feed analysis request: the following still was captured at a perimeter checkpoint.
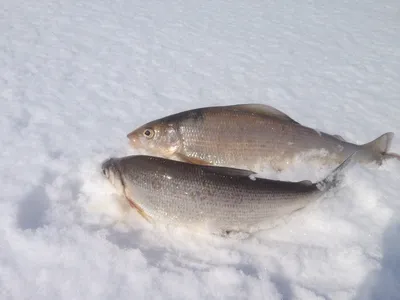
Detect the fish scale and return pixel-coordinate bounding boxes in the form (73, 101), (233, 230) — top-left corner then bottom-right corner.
(179, 110), (331, 169)
(127, 104), (397, 172)
(101, 154), (355, 234)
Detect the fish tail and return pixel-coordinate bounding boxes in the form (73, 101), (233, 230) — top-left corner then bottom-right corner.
(316, 151), (358, 192)
(383, 152), (400, 162)
(362, 132), (394, 162)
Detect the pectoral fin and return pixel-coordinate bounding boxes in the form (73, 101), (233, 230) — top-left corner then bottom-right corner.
(126, 196), (152, 223)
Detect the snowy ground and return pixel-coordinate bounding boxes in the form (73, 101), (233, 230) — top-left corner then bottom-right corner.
(1, 0), (400, 299)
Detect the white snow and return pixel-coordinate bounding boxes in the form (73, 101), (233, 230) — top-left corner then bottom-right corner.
(1, 0), (399, 299)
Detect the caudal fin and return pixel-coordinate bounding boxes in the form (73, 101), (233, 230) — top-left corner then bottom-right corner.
(383, 152), (400, 161)
(316, 151), (358, 192)
(362, 132), (395, 162)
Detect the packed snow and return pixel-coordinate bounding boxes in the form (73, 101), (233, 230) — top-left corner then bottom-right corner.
(1, 0), (399, 299)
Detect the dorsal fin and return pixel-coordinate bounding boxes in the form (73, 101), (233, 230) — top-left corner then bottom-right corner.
(333, 134), (346, 142)
(174, 153), (257, 177)
(298, 180), (313, 186)
(229, 104), (300, 124)
(201, 165), (257, 177)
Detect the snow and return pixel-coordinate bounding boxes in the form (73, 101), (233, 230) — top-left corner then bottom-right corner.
(1, 0), (399, 299)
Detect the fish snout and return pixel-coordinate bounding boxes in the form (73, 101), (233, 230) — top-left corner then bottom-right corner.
(126, 130), (136, 140)
(127, 130), (140, 147)
(101, 157), (125, 195)
(101, 158), (115, 179)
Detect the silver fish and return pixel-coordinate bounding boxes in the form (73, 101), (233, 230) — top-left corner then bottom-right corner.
(101, 153), (355, 234)
(126, 104), (398, 172)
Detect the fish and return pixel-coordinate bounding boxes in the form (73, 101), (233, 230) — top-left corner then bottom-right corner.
(126, 104), (398, 172)
(101, 152), (356, 234)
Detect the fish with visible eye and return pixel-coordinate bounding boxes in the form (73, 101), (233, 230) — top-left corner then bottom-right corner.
(127, 104), (399, 172)
(101, 152), (357, 235)
(129, 124), (181, 158)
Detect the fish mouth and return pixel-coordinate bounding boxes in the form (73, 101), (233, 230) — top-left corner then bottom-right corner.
(128, 138), (139, 149)
(126, 131), (141, 149)
(101, 157), (116, 178)
(126, 130), (137, 140)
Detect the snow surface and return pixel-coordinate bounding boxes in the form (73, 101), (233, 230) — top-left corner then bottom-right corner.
(1, 0), (400, 299)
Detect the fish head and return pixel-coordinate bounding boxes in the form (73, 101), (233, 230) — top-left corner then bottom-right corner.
(101, 158), (125, 195)
(126, 120), (181, 157)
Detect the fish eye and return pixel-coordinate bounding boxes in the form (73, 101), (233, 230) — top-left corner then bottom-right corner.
(143, 128), (155, 139)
